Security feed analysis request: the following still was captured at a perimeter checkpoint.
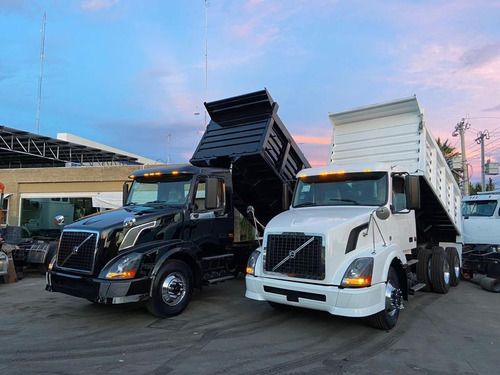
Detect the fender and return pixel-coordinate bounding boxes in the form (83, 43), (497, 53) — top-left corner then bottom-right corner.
(150, 241), (204, 290)
(377, 245), (409, 300)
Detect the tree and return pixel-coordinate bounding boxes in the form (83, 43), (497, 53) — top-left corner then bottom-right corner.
(469, 178), (496, 195)
(436, 138), (461, 185)
(436, 138), (460, 161)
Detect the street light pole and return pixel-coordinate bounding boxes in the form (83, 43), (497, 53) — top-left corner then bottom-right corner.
(166, 134), (171, 164)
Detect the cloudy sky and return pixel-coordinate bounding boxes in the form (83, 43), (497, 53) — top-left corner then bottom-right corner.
(1, 0), (499, 184)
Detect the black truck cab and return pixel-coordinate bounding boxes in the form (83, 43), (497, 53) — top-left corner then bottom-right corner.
(47, 165), (241, 317)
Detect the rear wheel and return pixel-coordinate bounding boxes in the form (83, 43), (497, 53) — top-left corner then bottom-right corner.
(445, 247), (460, 286)
(431, 246), (450, 294)
(369, 266), (402, 330)
(417, 247), (433, 292)
(146, 260), (193, 318)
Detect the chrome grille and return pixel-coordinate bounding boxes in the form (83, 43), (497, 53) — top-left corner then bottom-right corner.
(57, 231), (98, 274)
(265, 233), (324, 280)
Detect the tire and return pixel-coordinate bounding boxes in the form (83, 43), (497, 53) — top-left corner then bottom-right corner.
(268, 301), (292, 311)
(417, 247), (433, 292)
(445, 247), (460, 287)
(479, 277), (500, 293)
(431, 246), (450, 294)
(146, 260), (193, 318)
(369, 266), (402, 330)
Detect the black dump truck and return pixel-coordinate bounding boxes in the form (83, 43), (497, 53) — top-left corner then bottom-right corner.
(46, 89), (310, 317)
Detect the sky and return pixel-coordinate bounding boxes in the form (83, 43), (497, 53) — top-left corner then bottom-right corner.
(0, 0), (499, 185)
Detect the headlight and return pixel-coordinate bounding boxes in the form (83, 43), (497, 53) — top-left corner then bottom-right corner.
(104, 252), (142, 279)
(341, 257), (373, 288)
(246, 249), (261, 276)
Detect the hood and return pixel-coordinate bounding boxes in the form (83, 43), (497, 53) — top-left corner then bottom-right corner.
(266, 206), (374, 236)
(66, 205), (184, 232)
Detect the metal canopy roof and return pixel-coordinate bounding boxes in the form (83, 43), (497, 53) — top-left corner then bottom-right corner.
(0, 125), (141, 169)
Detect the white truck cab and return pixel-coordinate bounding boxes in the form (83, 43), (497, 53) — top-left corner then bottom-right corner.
(462, 191), (500, 248)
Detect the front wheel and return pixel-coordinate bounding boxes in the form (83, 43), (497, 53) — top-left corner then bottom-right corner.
(146, 260), (193, 318)
(369, 266), (402, 330)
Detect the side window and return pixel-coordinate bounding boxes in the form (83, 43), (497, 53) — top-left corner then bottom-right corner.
(1, 195), (9, 226)
(392, 177), (407, 212)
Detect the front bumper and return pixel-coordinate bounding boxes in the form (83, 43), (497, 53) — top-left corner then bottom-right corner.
(246, 275), (386, 318)
(46, 269), (151, 304)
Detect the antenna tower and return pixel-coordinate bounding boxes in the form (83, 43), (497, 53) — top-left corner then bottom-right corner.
(36, 12), (46, 134)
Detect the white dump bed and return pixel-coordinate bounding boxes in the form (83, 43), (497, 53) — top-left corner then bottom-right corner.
(328, 96), (461, 236)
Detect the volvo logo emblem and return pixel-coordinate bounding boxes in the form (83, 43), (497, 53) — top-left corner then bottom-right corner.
(289, 250), (296, 259)
(72, 246), (79, 254)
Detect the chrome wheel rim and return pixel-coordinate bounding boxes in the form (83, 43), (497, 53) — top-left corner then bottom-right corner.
(443, 259), (450, 285)
(385, 279), (402, 317)
(161, 272), (186, 306)
(453, 256), (460, 279)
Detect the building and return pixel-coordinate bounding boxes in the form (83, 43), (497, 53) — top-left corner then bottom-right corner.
(0, 125), (162, 237)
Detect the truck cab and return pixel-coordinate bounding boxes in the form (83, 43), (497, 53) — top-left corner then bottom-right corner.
(246, 163), (419, 328)
(462, 192), (500, 248)
(47, 165), (241, 317)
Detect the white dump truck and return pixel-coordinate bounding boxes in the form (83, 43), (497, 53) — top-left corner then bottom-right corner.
(246, 96), (462, 329)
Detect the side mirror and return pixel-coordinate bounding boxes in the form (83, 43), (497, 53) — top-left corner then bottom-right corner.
(405, 175), (420, 210)
(123, 181), (132, 206)
(206, 178), (219, 210)
(282, 184), (290, 211)
(54, 215), (65, 226)
(375, 206), (390, 220)
(247, 205), (255, 218)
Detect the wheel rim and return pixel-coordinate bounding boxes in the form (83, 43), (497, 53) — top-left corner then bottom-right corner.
(453, 255), (460, 279)
(385, 278), (402, 317)
(443, 259), (450, 285)
(161, 272), (187, 306)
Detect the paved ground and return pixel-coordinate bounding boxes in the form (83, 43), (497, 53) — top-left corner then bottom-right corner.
(0, 271), (498, 375)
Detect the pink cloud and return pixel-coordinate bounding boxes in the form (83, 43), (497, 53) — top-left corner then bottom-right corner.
(293, 135), (331, 145)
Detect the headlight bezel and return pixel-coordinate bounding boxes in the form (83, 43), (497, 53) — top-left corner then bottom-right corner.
(246, 249), (261, 276)
(103, 252), (142, 280)
(341, 257), (374, 288)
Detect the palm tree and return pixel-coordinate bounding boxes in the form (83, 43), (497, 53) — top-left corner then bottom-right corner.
(436, 138), (461, 185)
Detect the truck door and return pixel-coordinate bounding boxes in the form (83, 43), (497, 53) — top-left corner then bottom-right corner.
(190, 177), (231, 256)
(390, 175), (417, 252)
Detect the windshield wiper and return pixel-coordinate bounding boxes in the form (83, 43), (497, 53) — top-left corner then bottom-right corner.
(329, 198), (361, 205)
(294, 202), (318, 208)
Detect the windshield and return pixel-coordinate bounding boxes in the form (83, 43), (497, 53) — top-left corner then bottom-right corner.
(126, 174), (194, 206)
(293, 172), (388, 207)
(462, 200), (497, 217)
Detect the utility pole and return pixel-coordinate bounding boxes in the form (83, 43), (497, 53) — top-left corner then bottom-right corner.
(475, 130), (490, 192)
(452, 118), (470, 196)
(36, 12), (46, 134)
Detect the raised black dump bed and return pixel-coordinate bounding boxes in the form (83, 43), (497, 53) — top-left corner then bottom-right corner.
(190, 89), (310, 225)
